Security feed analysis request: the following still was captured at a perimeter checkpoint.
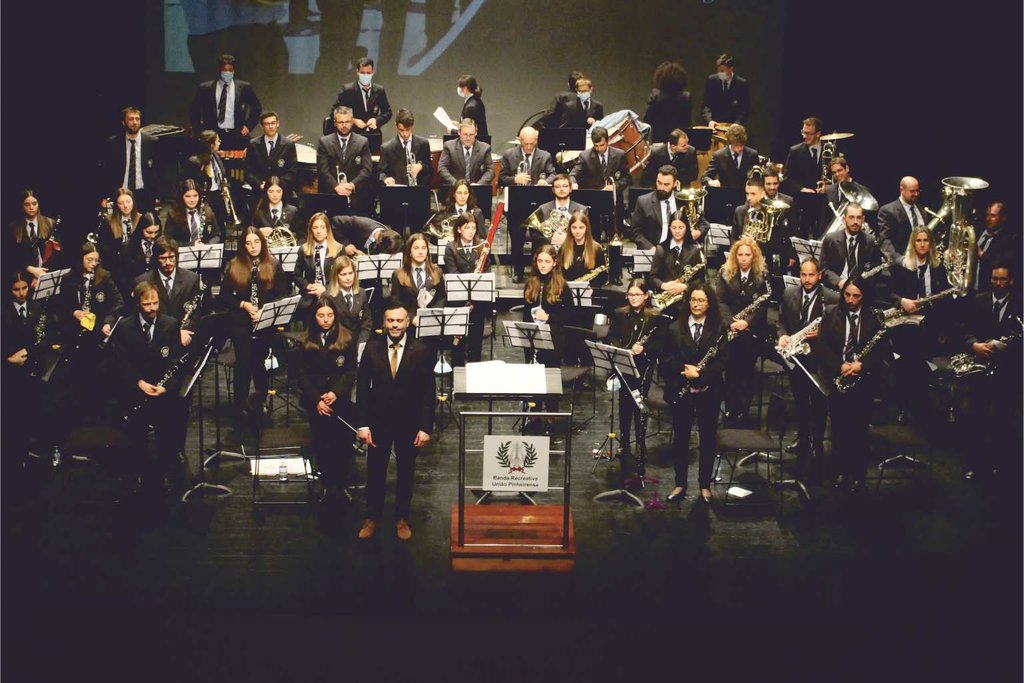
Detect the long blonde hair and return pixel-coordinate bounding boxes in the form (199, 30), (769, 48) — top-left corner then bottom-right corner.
(901, 227), (940, 270)
(559, 211), (600, 271)
(720, 236), (766, 282)
(326, 254), (362, 297)
(303, 212), (342, 258)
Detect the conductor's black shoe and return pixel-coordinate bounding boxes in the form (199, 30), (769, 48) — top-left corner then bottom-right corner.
(832, 475), (846, 490)
(666, 487), (686, 501)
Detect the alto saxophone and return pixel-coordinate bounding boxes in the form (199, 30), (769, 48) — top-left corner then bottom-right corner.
(574, 264), (609, 283)
(776, 316), (821, 359)
(652, 261), (706, 310)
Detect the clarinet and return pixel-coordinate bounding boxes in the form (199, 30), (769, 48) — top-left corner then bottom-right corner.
(180, 280), (207, 330)
(314, 250), (325, 287)
(727, 280), (772, 341)
(122, 348), (194, 423)
(677, 331), (727, 400)
(249, 260), (260, 307)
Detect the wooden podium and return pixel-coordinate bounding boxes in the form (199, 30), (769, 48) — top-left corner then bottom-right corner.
(450, 365), (575, 573)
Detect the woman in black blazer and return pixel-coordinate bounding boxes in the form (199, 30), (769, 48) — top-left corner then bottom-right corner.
(217, 227), (290, 421)
(660, 281), (727, 503)
(251, 175), (299, 238)
(294, 211), (343, 311)
(522, 244), (574, 424)
(443, 212), (490, 365)
(163, 179), (221, 247)
(455, 74), (487, 137)
(115, 216), (161, 298)
(298, 297), (358, 504)
(327, 254), (372, 346)
(6, 189), (63, 281)
(97, 187), (156, 268)
(390, 232), (445, 324)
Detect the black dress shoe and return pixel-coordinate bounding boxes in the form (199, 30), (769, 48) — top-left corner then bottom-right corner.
(666, 487), (686, 501)
(785, 438), (804, 454)
(700, 488), (713, 504)
(832, 475), (846, 490)
(848, 479), (864, 494)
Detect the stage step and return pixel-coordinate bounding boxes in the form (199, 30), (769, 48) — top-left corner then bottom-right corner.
(450, 504), (576, 573)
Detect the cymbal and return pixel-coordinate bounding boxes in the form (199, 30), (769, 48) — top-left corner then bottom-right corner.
(821, 131), (855, 141)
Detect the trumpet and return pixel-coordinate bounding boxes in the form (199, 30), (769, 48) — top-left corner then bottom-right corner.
(336, 165), (348, 186)
(516, 159), (530, 184)
(221, 184), (241, 228)
(406, 146), (417, 186)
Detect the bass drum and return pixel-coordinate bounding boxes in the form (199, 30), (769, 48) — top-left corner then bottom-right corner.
(607, 115), (652, 173)
(295, 142), (318, 193)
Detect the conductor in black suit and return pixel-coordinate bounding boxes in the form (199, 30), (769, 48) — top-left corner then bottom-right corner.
(135, 237), (201, 347)
(775, 258), (837, 483)
(317, 106), (374, 215)
(188, 54), (262, 151)
(326, 57), (392, 135)
(355, 300), (436, 542)
(103, 107), (158, 211)
(438, 119), (494, 186)
(112, 281), (189, 498)
(641, 129), (697, 187)
(379, 108), (432, 187)
(820, 203), (884, 291)
(700, 53), (750, 126)
(245, 111), (298, 195)
(701, 124), (759, 189)
(876, 176), (925, 261)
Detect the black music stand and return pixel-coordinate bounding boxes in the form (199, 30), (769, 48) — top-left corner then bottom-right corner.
(790, 236), (823, 263)
(356, 253), (402, 287)
(417, 305), (471, 426)
(791, 190), (825, 240)
(445, 272), (497, 359)
(571, 188), (616, 242)
(683, 127), (713, 152)
(538, 127), (587, 156)
(181, 338), (234, 502)
(380, 185), (432, 234)
(32, 269), (70, 382)
(505, 185), (555, 260)
(269, 246), (302, 273)
(502, 321), (558, 434)
(704, 186), (745, 225)
(584, 340), (649, 509)
(177, 244), (224, 272)
(630, 247), (656, 276)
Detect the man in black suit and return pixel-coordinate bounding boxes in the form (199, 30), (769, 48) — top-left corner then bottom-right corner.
(355, 301), (436, 541)
(731, 177), (796, 275)
(784, 116), (826, 194)
(974, 201), (1019, 292)
(961, 262), (1022, 480)
(542, 70), (586, 129)
(438, 119), (494, 186)
(103, 107), (158, 211)
(558, 77), (604, 129)
(700, 53), (750, 126)
(702, 124), (759, 189)
(532, 174), (589, 250)
(244, 111), (298, 195)
(135, 237), (201, 348)
(817, 156), (875, 237)
(820, 203), (884, 291)
(776, 258), (837, 483)
(188, 54), (262, 151)
(331, 215), (402, 259)
(570, 126), (631, 194)
(641, 129), (698, 187)
(876, 176), (925, 261)
(630, 165), (682, 250)
(326, 57), (392, 135)
(113, 281), (189, 499)
(379, 108), (432, 187)
(317, 106), (374, 215)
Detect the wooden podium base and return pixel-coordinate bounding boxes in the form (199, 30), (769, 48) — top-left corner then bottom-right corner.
(450, 504), (576, 573)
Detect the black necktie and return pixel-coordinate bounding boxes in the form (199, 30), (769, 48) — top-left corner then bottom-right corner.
(144, 241), (153, 259)
(315, 248), (323, 284)
(322, 332), (329, 347)
(217, 81), (228, 124)
(672, 246), (681, 259)
(345, 293), (353, 310)
(801, 293), (813, 325)
(978, 231), (993, 254)
(811, 147), (818, 165)
(18, 305), (26, 320)
(733, 152), (740, 168)
(189, 210), (199, 242)
(340, 137), (348, 158)
(268, 138), (275, 156)
(143, 321), (153, 343)
(124, 219), (133, 241)
(164, 276), (173, 292)
(663, 200), (671, 231)
(415, 268), (425, 290)
(128, 138), (137, 189)
(917, 265), (928, 298)
(27, 222), (36, 241)
(464, 147), (472, 178)
(271, 208), (280, 226)
(908, 204), (921, 227)
(847, 236), (857, 273)
(600, 154), (607, 176)
(993, 298), (1004, 320)
(844, 313), (858, 361)
(692, 322), (703, 343)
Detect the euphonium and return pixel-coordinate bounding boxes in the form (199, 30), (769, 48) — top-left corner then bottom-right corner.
(741, 199), (789, 243)
(937, 176), (987, 296)
(675, 187), (707, 230)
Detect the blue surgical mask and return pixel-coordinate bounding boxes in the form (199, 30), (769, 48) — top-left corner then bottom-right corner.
(358, 73), (373, 87)
(221, 71), (234, 84)
(578, 92), (591, 104)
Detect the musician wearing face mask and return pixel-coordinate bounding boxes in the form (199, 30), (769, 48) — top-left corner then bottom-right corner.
(443, 213), (490, 366)
(876, 176), (925, 261)
(317, 106), (374, 215)
(641, 129), (698, 188)
(701, 53), (750, 127)
(188, 54), (263, 151)
(245, 111), (298, 194)
(135, 237), (202, 348)
(6, 190), (61, 283)
(559, 77), (604, 129)
(251, 176), (298, 239)
(298, 297), (358, 506)
(715, 237), (769, 427)
(217, 228), (289, 424)
(660, 283), (727, 504)
(116, 218), (162, 299)
(702, 124), (759, 189)
(731, 177), (796, 275)
(817, 156), (875, 237)
(960, 262), (1022, 481)
(815, 277), (888, 493)
(451, 74), (488, 138)
(163, 180), (222, 248)
(821, 203), (884, 292)
(649, 209), (704, 316)
(111, 281), (189, 501)
(329, 58), (392, 133)
(327, 255), (372, 346)
(294, 212), (342, 312)
(775, 258), (836, 484)
(379, 109), (432, 187)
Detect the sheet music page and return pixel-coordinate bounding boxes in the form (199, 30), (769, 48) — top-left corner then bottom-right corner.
(465, 361), (547, 394)
(434, 106), (454, 131)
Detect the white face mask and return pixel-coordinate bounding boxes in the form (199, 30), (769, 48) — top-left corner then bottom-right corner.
(578, 92), (591, 104)
(456, 88), (465, 99)
(716, 71), (729, 82)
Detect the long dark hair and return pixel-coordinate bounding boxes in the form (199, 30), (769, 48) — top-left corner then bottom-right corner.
(443, 179), (479, 213)
(684, 281), (720, 330)
(303, 296), (352, 352)
(226, 227), (276, 293)
(524, 244), (567, 305)
(75, 242), (110, 286)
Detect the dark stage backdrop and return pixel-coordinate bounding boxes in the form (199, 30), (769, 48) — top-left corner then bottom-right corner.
(2, 0), (1019, 244)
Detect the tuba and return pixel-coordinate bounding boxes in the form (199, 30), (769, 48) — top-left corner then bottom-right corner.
(936, 176), (987, 295)
(675, 187), (707, 230)
(522, 207), (570, 240)
(741, 199), (789, 243)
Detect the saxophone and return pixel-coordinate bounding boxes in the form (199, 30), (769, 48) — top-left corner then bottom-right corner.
(775, 316), (821, 359)
(574, 264), (609, 283)
(652, 259), (706, 310)
(949, 316), (1022, 378)
(834, 325), (888, 394)
(859, 258), (891, 280)
(677, 331), (727, 400)
(727, 281), (772, 341)
(880, 287), (957, 328)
